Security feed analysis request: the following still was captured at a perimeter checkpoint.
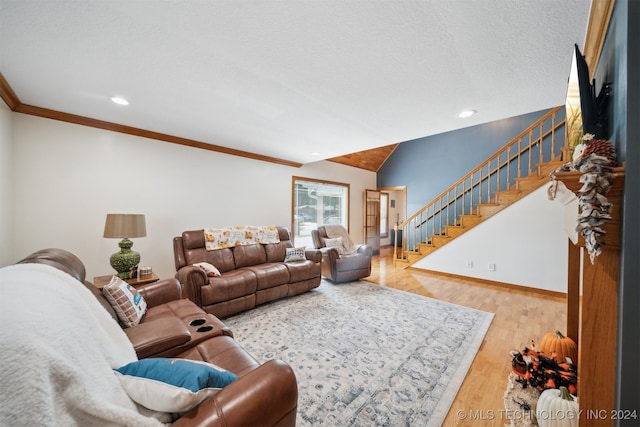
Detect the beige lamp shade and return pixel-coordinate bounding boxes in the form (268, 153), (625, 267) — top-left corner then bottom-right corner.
(103, 214), (147, 239)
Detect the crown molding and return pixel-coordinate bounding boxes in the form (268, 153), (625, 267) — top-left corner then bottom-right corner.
(0, 72), (302, 168)
(0, 73), (20, 110)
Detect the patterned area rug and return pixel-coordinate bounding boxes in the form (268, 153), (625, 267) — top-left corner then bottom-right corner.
(225, 280), (494, 426)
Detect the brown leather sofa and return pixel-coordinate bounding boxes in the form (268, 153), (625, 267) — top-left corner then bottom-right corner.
(15, 248), (298, 427)
(311, 226), (373, 283)
(173, 226), (321, 318)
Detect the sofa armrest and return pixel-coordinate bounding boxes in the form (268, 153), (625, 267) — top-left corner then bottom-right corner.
(137, 278), (182, 307)
(320, 247), (340, 260)
(171, 359), (298, 427)
(356, 244), (373, 257)
(304, 248), (322, 263)
(175, 266), (208, 307)
(124, 317), (191, 359)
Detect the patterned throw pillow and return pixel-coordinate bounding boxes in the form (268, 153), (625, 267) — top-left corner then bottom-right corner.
(102, 276), (147, 327)
(323, 237), (344, 253)
(115, 358), (238, 413)
(284, 247), (306, 262)
(193, 262), (221, 277)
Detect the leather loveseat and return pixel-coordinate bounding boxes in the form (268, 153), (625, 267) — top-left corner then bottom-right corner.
(173, 226), (321, 318)
(10, 248), (298, 427)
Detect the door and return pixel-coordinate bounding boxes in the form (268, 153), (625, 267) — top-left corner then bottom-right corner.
(364, 189), (380, 255)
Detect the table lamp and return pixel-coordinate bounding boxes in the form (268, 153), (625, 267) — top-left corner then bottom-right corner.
(103, 213), (146, 279)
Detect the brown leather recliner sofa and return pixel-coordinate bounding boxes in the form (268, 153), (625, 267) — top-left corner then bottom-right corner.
(13, 248), (298, 427)
(173, 226), (321, 318)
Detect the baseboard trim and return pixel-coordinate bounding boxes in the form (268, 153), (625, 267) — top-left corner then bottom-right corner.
(407, 267), (566, 300)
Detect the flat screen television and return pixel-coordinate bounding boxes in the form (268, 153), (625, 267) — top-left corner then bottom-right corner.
(574, 44), (610, 139)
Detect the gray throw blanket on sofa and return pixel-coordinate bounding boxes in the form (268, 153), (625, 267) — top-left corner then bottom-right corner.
(0, 263), (170, 426)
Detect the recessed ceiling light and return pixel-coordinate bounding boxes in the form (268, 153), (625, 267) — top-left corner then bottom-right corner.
(311, 152), (320, 156)
(458, 109), (477, 118)
(111, 96), (129, 106)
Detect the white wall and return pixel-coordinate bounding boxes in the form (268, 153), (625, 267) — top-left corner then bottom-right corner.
(0, 101), (13, 266)
(7, 113), (376, 280)
(413, 185), (575, 293)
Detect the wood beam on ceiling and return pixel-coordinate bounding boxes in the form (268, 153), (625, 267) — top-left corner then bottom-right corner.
(328, 144), (399, 172)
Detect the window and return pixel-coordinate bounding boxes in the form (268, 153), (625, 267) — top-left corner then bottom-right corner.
(380, 192), (389, 238)
(292, 177), (349, 248)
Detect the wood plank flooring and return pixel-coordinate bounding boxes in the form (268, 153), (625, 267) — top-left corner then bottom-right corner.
(363, 247), (567, 426)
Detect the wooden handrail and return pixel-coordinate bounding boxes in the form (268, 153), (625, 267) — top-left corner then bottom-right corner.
(396, 106), (567, 261)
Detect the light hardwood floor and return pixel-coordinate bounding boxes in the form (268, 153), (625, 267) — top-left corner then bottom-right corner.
(363, 247), (567, 426)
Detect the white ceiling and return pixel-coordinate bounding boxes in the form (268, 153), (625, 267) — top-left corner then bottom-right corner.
(0, 0), (591, 165)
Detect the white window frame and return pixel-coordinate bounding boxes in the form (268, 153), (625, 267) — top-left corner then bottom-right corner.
(292, 176), (350, 247)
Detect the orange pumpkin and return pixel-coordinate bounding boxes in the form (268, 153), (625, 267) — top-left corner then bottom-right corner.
(539, 330), (578, 364)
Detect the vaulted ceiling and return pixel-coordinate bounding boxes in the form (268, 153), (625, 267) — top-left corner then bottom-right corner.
(0, 1), (592, 170)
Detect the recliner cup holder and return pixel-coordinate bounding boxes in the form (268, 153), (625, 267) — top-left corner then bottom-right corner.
(196, 325), (213, 333)
(189, 318), (206, 326)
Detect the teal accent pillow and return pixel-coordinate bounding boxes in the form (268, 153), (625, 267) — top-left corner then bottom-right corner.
(115, 358), (238, 413)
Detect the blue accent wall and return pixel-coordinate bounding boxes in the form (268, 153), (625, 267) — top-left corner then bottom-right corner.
(377, 109), (559, 215)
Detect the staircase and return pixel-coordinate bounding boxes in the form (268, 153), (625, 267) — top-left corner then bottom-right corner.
(394, 106), (569, 267)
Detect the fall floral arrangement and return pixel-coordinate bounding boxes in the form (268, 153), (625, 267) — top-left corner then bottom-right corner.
(511, 330), (578, 392)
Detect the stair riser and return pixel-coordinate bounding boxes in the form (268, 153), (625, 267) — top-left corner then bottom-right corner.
(516, 179), (547, 192)
(538, 161), (565, 176)
(445, 227), (466, 238)
(418, 244), (436, 256)
(431, 235), (450, 247)
(460, 216), (482, 227)
(406, 253), (422, 263)
(495, 192), (521, 204)
(478, 205), (503, 217)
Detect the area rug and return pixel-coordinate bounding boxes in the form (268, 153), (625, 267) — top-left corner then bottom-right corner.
(224, 280), (494, 426)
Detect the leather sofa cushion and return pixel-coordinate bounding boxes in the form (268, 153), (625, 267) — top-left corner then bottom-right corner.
(177, 335), (260, 378)
(183, 246), (236, 274)
(336, 252), (372, 270)
(17, 248), (87, 282)
(182, 230), (207, 249)
(201, 270), (258, 305)
(284, 260), (321, 283)
(240, 263), (290, 290)
(144, 299), (210, 323)
(264, 241), (292, 262)
(124, 317), (192, 359)
(233, 244), (267, 268)
(181, 230), (236, 273)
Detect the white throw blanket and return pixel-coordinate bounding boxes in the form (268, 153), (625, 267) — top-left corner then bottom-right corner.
(323, 225), (357, 254)
(0, 263), (171, 426)
(204, 225), (280, 250)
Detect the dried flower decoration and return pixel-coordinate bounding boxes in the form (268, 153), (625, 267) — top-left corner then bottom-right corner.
(550, 138), (617, 263)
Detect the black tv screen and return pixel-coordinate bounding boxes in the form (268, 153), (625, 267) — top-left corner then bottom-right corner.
(574, 43), (610, 139)
(574, 44), (595, 136)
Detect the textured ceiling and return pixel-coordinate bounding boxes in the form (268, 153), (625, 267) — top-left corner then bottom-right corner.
(0, 0), (591, 166)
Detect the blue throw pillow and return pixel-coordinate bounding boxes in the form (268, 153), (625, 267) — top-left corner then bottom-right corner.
(115, 358), (238, 413)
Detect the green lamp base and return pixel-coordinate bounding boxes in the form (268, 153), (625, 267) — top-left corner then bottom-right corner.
(109, 238), (141, 279)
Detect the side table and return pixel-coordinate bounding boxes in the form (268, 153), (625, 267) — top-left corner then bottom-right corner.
(93, 272), (159, 289)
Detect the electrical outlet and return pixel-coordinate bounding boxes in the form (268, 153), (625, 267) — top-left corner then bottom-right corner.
(488, 263), (496, 271)
(467, 261), (473, 268)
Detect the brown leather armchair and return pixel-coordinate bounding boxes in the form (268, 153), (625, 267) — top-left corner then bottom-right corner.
(311, 225), (373, 283)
